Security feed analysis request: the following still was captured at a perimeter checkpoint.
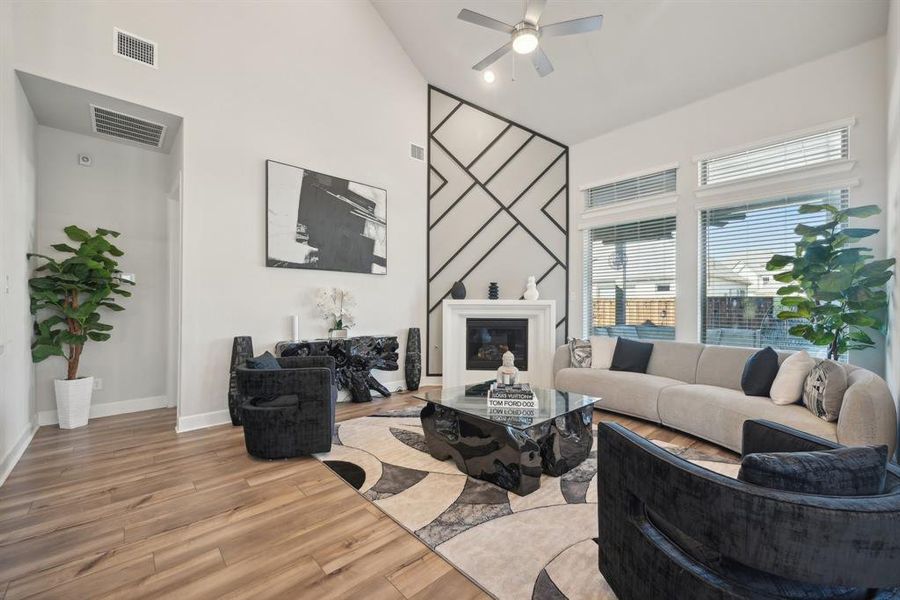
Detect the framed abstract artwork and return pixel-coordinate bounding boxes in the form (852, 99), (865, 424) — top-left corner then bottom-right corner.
(266, 160), (387, 274)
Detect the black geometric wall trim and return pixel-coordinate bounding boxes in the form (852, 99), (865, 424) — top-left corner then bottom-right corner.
(426, 85), (569, 376)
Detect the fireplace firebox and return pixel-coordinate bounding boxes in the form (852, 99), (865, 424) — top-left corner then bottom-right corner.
(465, 318), (528, 371)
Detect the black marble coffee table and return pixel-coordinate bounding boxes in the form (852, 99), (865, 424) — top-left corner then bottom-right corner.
(413, 385), (598, 496)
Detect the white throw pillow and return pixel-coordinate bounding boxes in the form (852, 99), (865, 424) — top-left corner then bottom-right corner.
(770, 350), (816, 405)
(590, 336), (618, 369)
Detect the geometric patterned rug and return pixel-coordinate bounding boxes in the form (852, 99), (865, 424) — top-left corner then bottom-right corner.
(315, 408), (741, 600)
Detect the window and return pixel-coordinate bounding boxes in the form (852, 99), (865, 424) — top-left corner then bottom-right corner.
(698, 127), (848, 186)
(586, 167), (676, 209)
(699, 189), (848, 355)
(583, 217), (676, 340)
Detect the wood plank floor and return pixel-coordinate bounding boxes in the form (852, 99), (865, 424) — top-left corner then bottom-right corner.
(0, 389), (734, 599)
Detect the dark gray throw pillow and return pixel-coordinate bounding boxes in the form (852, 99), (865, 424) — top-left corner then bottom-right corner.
(246, 351), (281, 370)
(610, 338), (654, 374)
(741, 346), (779, 397)
(738, 445), (888, 496)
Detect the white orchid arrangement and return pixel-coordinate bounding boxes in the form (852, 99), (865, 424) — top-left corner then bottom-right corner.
(315, 287), (356, 331)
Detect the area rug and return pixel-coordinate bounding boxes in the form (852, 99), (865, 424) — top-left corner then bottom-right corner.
(315, 409), (740, 599)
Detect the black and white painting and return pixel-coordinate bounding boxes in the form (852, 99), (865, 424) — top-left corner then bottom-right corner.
(267, 160), (387, 274)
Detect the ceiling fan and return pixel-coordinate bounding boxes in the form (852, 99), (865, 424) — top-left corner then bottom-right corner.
(457, 0), (603, 78)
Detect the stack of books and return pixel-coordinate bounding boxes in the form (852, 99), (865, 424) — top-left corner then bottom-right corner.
(487, 383), (537, 411)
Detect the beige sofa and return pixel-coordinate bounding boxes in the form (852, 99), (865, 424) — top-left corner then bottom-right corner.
(552, 340), (898, 455)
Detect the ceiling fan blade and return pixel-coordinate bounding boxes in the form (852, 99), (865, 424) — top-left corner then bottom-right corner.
(458, 9), (515, 34)
(531, 46), (554, 77)
(524, 0), (547, 24)
(541, 15), (603, 37)
(472, 41), (513, 71)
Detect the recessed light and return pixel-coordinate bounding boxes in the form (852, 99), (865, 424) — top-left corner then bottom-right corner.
(483, 69), (496, 83)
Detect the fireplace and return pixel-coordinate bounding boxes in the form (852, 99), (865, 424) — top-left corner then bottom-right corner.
(465, 318), (529, 371)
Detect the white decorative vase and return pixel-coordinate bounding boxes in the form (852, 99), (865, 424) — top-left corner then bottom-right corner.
(523, 275), (540, 301)
(329, 328), (349, 339)
(54, 377), (93, 429)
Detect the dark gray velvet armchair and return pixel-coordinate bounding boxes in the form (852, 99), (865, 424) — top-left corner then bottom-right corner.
(597, 419), (900, 600)
(235, 356), (337, 459)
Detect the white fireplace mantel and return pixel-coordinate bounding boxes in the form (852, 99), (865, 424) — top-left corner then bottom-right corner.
(442, 299), (557, 389)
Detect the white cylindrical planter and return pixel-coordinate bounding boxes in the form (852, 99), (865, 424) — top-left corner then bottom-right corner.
(54, 377), (93, 429)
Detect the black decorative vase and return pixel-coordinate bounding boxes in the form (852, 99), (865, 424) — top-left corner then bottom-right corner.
(450, 281), (466, 299)
(488, 282), (499, 300)
(228, 336), (254, 426)
(405, 328), (421, 391)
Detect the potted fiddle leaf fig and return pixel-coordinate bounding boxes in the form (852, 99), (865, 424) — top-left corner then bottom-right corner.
(766, 203), (894, 360)
(28, 226), (134, 428)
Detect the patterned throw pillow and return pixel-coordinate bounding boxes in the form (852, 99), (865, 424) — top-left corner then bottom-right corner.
(568, 338), (591, 368)
(802, 360), (847, 421)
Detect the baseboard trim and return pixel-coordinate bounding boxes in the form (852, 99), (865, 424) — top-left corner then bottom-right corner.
(0, 419), (39, 487)
(38, 395), (169, 426)
(176, 409), (232, 433)
(174, 377), (439, 430)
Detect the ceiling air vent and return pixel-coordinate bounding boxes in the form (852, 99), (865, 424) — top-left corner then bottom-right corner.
(114, 28), (157, 68)
(410, 143), (425, 162)
(90, 105), (167, 148)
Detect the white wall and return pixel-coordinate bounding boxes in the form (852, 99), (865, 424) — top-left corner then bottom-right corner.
(34, 126), (170, 422)
(886, 0), (900, 448)
(570, 38), (888, 375)
(166, 126), (183, 414)
(0, 0), (38, 482)
(8, 1), (427, 428)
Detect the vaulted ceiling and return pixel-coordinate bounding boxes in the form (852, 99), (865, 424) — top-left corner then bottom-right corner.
(373, 0), (889, 144)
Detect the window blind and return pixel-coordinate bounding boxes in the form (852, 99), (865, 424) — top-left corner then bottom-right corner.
(583, 217), (676, 341)
(699, 127), (848, 186)
(586, 168), (676, 209)
(699, 189), (848, 355)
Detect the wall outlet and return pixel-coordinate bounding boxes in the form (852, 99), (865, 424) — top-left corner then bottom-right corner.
(93, 378), (103, 390)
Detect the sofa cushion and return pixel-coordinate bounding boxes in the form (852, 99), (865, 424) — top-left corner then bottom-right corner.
(838, 369), (898, 456)
(738, 445), (888, 496)
(555, 368), (682, 422)
(803, 360), (847, 422)
(696, 345), (791, 391)
(590, 336), (617, 369)
(611, 338), (654, 373)
(658, 384), (837, 452)
(740, 347), (779, 397)
(645, 340), (704, 383)
(770, 350), (816, 405)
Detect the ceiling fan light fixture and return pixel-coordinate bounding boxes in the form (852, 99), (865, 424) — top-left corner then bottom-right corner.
(512, 25), (539, 54)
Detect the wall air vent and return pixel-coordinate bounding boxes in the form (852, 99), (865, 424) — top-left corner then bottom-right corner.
(90, 105), (167, 148)
(410, 143), (425, 162)
(114, 28), (157, 68)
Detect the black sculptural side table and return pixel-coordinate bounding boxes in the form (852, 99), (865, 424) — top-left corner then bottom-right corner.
(276, 336), (399, 403)
(413, 386), (597, 496)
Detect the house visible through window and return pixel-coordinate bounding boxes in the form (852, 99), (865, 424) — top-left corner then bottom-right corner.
(698, 126), (848, 186)
(699, 189), (848, 355)
(583, 216), (676, 340)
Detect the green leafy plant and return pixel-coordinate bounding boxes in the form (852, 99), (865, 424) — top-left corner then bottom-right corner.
(27, 226), (134, 380)
(765, 203), (894, 360)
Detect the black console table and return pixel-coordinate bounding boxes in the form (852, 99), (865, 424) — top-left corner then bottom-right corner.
(276, 336), (399, 403)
